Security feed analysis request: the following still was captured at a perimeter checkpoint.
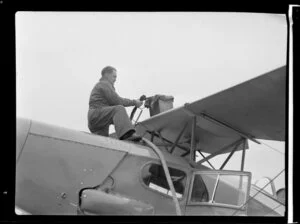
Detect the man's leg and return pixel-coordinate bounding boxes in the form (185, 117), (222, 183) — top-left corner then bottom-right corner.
(92, 126), (110, 137)
(88, 106), (136, 139)
(111, 105), (135, 138)
(88, 108), (113, 136)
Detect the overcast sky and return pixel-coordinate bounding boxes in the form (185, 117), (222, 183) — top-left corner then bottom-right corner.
(16, 12), (287, 191)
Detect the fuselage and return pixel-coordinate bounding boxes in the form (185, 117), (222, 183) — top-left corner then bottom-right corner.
(16, 117), (283, 216)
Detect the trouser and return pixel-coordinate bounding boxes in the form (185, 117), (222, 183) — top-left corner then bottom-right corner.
(88, 105), (135, 138)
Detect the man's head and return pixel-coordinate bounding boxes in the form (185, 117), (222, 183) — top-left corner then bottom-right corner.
(101, 66), (117, 85)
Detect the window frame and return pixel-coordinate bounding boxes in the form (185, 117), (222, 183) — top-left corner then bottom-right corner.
(187, 170), (251, 210)
(139, 161), (189, 201)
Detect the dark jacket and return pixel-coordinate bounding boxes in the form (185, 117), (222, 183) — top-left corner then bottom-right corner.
(89, 78), (136, 109)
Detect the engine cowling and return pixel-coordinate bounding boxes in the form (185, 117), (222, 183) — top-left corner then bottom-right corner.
(79, 189), (154, 215)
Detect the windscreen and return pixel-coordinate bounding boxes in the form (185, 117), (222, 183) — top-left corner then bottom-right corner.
(190, 172), (249, 207)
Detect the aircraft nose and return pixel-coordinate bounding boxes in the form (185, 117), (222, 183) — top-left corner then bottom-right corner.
(16, 117), (31, 162)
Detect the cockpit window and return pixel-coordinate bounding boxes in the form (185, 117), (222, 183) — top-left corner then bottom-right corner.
(214, 174), (249, 206)
(191, 174), (215, 202)
(141, 163), (186, 199)
(190, 172), (250, 207)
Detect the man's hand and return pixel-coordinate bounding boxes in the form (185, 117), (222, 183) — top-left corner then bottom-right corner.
(134, 99), (143, 108)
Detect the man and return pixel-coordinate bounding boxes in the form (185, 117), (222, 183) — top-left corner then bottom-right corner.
(88, 66), (143, 141)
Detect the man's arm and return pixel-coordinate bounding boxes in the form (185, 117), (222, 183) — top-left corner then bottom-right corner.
(100, 83), (136, 107)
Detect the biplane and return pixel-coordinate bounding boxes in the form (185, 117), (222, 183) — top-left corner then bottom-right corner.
(15, 65), (286, 216)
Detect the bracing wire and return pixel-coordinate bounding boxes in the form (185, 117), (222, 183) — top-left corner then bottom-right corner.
(264, 204), (283, 216)
(260, 141), (285, 156)
(231, 169), (285, 216)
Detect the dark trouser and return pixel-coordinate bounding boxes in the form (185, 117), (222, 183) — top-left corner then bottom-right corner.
(88, 105), (135, 138)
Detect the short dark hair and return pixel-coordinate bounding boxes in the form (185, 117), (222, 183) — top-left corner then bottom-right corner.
(101, 66), (116, 76)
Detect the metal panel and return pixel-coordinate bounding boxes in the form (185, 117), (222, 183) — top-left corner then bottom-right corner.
(29, 119), (152, 158)
(15, 133), (126, 215)
(80, 189), (154, 215)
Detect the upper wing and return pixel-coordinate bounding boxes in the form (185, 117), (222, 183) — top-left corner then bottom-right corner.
(136, 66), (286, 156)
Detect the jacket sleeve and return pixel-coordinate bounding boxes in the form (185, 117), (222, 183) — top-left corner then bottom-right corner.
(100, 83), (136, 107)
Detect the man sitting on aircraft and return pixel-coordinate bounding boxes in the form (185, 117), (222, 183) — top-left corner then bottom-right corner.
(88, 66), (143, 141)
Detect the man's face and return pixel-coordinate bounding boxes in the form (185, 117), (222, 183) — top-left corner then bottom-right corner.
(106, 70), (117, 85)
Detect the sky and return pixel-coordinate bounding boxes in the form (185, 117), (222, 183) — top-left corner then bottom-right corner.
(16, 12), (287, 191)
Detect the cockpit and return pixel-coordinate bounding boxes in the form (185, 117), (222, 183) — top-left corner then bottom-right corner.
(188, 171), (251, 209)
(141, 163), (187, 199)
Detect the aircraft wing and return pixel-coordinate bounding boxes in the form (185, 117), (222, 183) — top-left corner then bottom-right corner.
(136, 66), (286, 156)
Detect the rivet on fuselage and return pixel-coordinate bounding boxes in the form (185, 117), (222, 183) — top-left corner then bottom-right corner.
(61, 193), (67, 199)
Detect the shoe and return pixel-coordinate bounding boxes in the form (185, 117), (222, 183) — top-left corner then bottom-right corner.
(122, 133), (142, 142)
(119, 129), (135, 140)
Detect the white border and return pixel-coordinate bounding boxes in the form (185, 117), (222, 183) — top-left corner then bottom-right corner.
(288, 4), (298, 223)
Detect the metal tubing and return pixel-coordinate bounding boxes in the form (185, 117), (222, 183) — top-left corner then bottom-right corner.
(240, 139), (246, 171)
(150, 132), (154, 142)
(180, 150), (190, 157)
(170, 122), (189, 154)
(219, 141), (241, 170)
(142, 138), (182, 216)
(197, 138), (244, 165)
(146, 131), (189, 152)
(134, 109), (144, 125)
(157, 131), (170, 152)
(190, 116), (197, 162)
(198, 151), (215, 170)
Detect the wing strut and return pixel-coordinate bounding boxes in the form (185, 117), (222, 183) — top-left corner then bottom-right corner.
(146, 130), (190, 153)
(219, 141), (241, 170)
(169, 122), (189, 154)
(157, 131), (170, 152)
(190, 116), (197, 162)
(197, 138), (244, 165)
(240, 139), (247, 171)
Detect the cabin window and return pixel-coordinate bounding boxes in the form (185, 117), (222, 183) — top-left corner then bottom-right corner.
(141, 163), (186, 199)
(213, 174), (248, 206)
(190, 172), (249, 207)
(190, 174), (214, 202)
